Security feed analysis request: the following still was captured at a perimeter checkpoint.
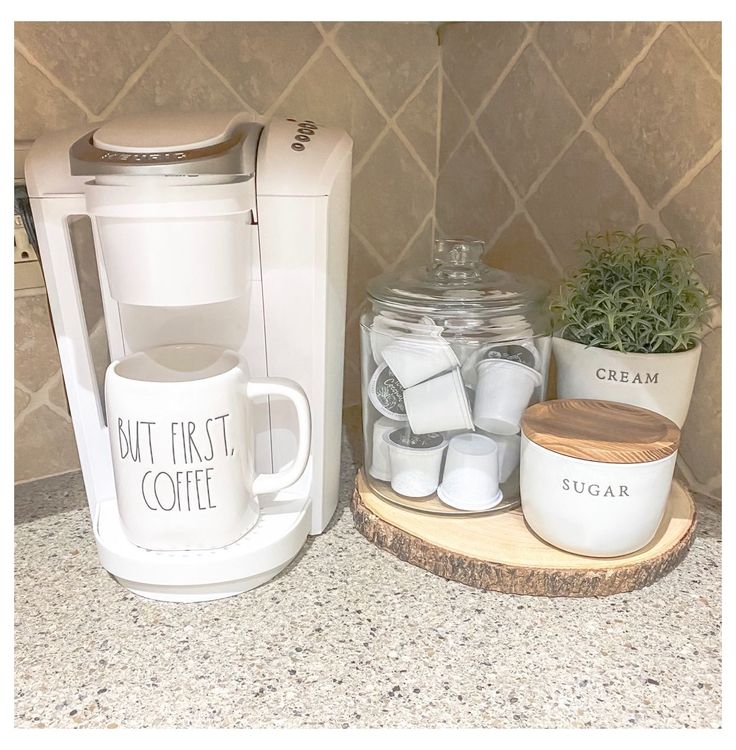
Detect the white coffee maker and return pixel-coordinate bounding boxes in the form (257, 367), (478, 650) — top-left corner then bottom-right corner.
(25, 112), (352, 602)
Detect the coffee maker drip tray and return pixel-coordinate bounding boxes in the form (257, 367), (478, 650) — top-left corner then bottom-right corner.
(94, 463), (313, 602)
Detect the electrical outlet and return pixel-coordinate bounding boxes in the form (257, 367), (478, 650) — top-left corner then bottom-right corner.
(14, 213), (38, 263)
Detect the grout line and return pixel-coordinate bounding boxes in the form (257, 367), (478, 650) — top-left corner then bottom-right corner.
(653, 140), (722, 213)
(97, 28), (177, 119)
(468, 25), (534, 121)
(324, 26), (439, 181)
(437, 28), (532, 176)
(676, 22), (721, 84)
(588, 128), (670, 236)
(389, 212), (434, 269)
(518, 22), (669, 243)
(432, 54), (444, 244)
(14, 40), (97, 121)
(329, 35), (439, 184)
(470, 123), (523, 214)
(173, 27), (255, 116)
(261, 33), (329, 121)
(520, 23), (666, 208)
(14, 368), (71, 429)
(523, 211), (565, 275)
(351, 225), (390, 271)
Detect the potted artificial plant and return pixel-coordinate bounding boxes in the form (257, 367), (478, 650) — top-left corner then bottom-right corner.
(550, 228), (712, 427)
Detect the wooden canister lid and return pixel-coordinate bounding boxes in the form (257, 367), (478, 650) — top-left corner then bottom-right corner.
(521, 399), (680, 464)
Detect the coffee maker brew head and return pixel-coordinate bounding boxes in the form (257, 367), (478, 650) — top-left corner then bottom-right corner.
(64, 112), (264, 308)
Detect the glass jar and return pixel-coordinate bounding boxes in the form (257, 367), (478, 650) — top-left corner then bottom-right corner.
(360, 238), (551, 515)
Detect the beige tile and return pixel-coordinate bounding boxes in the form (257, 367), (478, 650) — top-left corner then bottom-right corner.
(438, 74), (470, 172)
(335, 23), (438, 116)
(15, 406), (80, 482)
(441, 22), (527, 114)
(477, 46), (581, 195)
(15, 22), (170, 114)
(392, 218), (434, 272)
(396, 68), (439, 175)
(49, 377), (70, 414)
(435, 132), (515, 244)
(15, 294), (62, 393)
(526, 132), (640, 272)
(537, 22), (658, 113)
(660, 152), (721, 300)
(15, 387), (30, 418)
(342, 359), (362, 409)
(681, 22), (721, 73)
(275, 47), (385, 164)
(183, 22), (322, 115)
(485, 213), (561, 284)
(111, 36), (243, 117)
(346, 231), (384, 320)
(14, 50), (87, 140)
(679, 328), (721, 492)
(595, 25), (721, 207)
(351, 130), (434, 264)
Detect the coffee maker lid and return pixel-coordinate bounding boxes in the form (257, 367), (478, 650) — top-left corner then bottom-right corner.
(70, 112), (262, 177)
(93, 111), (244, 153)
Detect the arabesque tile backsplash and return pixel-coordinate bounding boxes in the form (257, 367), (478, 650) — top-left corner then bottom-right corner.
(14, 21), (721, 499)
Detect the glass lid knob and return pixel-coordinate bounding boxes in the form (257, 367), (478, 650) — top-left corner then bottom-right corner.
(432, 238), (486, 280)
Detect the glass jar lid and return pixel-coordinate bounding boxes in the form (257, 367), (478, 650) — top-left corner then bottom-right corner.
(367, 238), (550, 333)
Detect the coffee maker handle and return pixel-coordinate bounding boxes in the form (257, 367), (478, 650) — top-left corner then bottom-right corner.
(246, 378), (312, 497)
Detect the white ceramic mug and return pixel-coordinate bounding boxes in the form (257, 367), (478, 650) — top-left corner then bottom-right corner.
(105, 344), (311, 552)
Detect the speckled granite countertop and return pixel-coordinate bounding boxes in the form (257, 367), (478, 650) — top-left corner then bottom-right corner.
(15, 421), (721, 728)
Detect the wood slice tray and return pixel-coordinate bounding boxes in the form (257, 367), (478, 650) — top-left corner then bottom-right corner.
(351, 469), (697, 597)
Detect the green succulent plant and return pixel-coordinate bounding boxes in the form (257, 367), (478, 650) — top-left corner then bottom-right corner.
(550, 228), (712, 354)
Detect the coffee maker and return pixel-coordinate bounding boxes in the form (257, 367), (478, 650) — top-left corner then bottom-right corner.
(25, 112), (352, 601)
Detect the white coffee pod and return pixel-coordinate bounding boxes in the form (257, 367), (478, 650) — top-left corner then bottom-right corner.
(385, 429), (448, 498)
(403, 368), (474, 435)
(368, 363), (408, 421)
(382, 335), (459, 389)
(473, 359), (543, 435)
(368, 416), (402, 481)
(461, 340), (539, 389)
(370, 314), (444, 366)
(437, 433), (503, 511)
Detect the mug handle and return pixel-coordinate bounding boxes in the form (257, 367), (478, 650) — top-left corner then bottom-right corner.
(244, 378), (311, 497)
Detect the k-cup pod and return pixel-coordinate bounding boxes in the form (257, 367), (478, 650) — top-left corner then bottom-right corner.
(480, 430), (521, 482)
(368, 416), (402, 481)
(370, 314), (443, 366)
(461, 340), (539, 389)
(385, 429), (448, 498)
(403, 368), (474, 435)
(437, 433), (503, 511)
(484, 341), (538, 368)
(368, 363), (408, 421)
(382, 335), (459, 389)
(473, 359), (543, 436)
